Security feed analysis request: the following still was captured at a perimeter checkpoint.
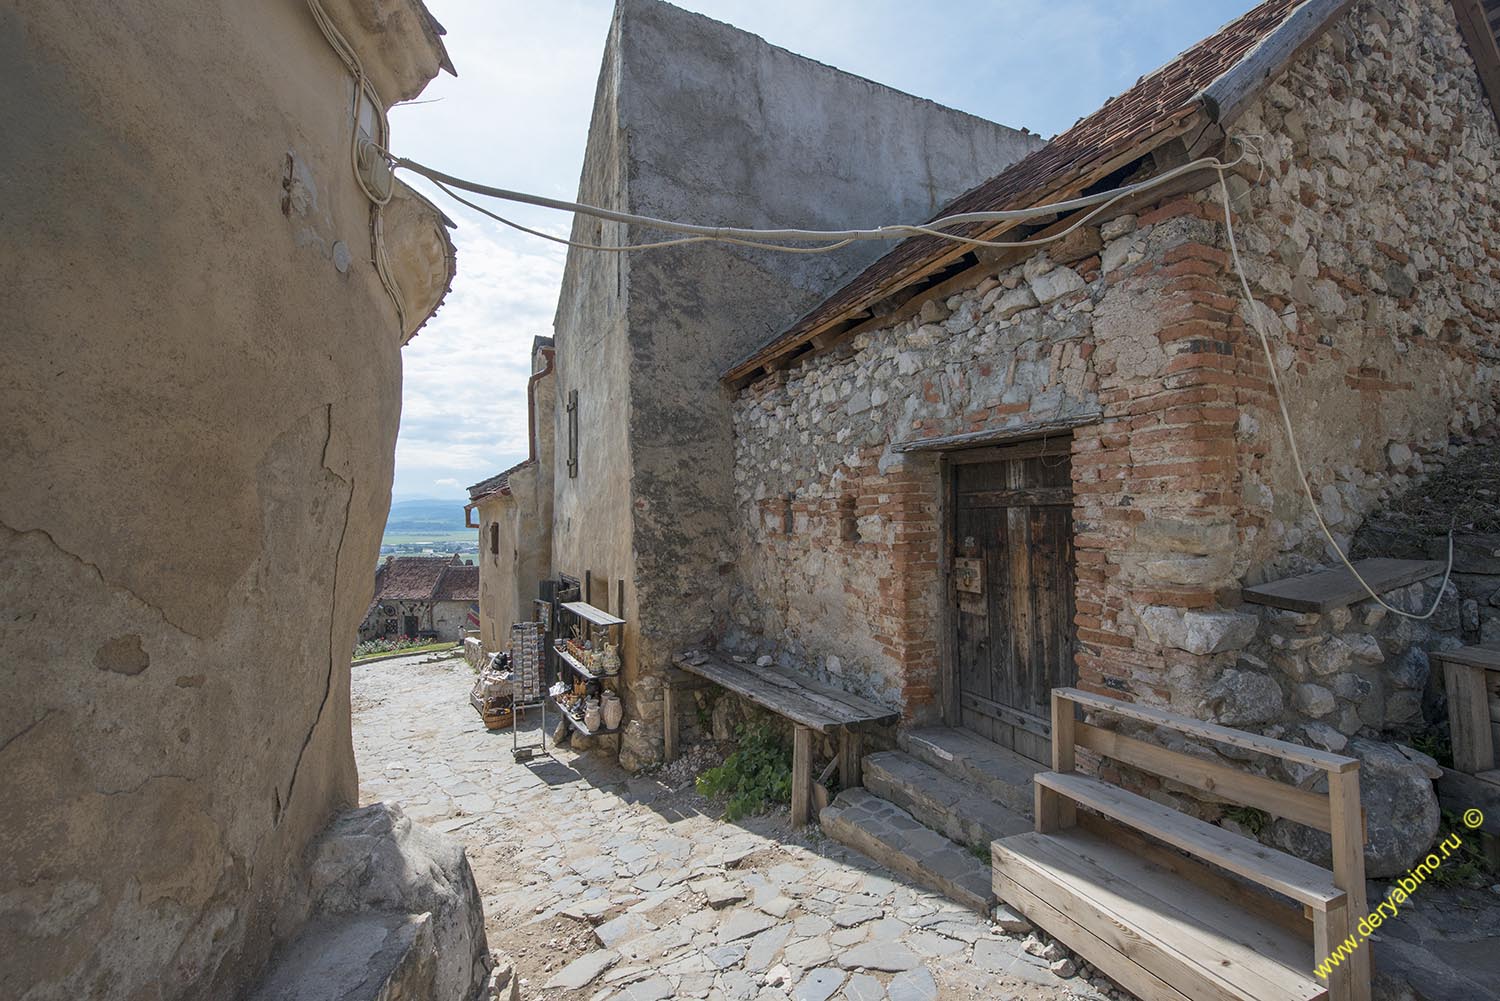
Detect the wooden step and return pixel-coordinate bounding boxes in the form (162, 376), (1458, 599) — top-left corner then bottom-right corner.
(863, 750), (1031, 849)
(994, 826), (1327, 1001)
(899, 726), (1043, 816)
(1035, 772), (1344, 908)
(818, 788), (993, 913)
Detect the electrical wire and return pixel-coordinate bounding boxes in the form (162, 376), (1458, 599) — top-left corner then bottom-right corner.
(1214, 162), (1455, 620)
(393, 149), (1248, 252)
(397, 131), (1457, 617)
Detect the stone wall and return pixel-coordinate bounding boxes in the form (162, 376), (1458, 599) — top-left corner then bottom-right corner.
(554, 0), (1043, 769)
(0, 2), (463, 998)
(730, 0), (1499, 735)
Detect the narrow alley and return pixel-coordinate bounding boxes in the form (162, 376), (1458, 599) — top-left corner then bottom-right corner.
(352, 651), (1113, 1001)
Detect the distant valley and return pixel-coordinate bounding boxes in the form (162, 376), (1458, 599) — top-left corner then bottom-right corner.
(381, 498), (477, 557)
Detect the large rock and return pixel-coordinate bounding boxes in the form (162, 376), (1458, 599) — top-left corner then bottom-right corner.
(292, 802), (490, 1000)
(1269, 739), (1439, 878)
(1203, 669), (1284, 725)
(1139, 606), (1259, 655)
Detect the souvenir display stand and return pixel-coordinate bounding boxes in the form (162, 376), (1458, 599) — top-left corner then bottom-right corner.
(549, 601), (626, 737)
(509, 620), (547, 761)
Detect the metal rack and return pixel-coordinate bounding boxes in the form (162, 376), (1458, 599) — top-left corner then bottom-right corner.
(509, 620), (547, 761)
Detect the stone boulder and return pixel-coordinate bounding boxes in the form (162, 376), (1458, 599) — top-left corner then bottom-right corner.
(1202, 669), (1284, 725)
(280, 802), (489, 1001)
(1269, 738), (1440, 878)
(1139, 606), (1259, 656)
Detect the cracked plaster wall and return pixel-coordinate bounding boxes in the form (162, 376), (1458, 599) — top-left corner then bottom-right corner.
(0, 2), (434, 998)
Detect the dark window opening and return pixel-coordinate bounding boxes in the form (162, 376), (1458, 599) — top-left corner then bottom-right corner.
(489, 522), (499, 555)
(781, 493), (795, 535)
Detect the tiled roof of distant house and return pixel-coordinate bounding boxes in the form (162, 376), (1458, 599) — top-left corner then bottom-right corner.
(373, 553), (476, 602)
(723, 0), (1337, 382)
(431, 562), (479, 601)
(466, 458), (533, 502)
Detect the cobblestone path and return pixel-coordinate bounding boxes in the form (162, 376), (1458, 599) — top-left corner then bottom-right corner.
(352, 651), (1111, 1001)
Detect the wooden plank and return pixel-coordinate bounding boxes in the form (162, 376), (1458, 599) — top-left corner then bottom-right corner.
(996, 830), (1327, 1001)
(1444, 659), (1497, 773)
(1435, 766), (1500, 837)
(791, 725), (813, 827)
(1036, 772), (1346, 907)
(672, 653), (897, 732)
(1240, 558), (1446, 613)
(1077, 813), (1312, 942)
(838, 728), (863, 789)
(1197, 0), (1354, 125)
(1452, 0), (1500, 131)
(1433, 645), (1500, 671)
(895, 414), (1101, 455)
(1058, 687), (1359, 772)
(663, 682), (678, 764)
(561, 600), (626, 627)
(1052, 691), (1077, 830)
(1075, 722), (1336, 833)
(957, 486), (1072, 507)
(1326, 767), (1371, 1001)
(994, 868), (1198, 1001)
(1312, 899), (1353, 1001)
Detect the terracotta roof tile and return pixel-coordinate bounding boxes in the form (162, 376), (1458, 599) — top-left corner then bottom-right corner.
(373, 554), (463, 601)
(466, 458), (533, 501)
(725, 0), (1311, 381)
(431, 563), (479, 601)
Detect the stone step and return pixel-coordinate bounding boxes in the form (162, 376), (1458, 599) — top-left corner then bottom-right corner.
(899, 726), (1046, 817)
(863, 751), (1031, 850)
(818, 788), (994, 913)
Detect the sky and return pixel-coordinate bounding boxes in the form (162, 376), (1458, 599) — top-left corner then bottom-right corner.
(386, 0), (1254, 502)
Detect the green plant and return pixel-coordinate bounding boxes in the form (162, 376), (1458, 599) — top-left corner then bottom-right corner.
(1429, 811), (1496, 888)
(695, 722), (793, 821)
(1222, 805), (1271, 837)
(1409, 731), (1455, 770)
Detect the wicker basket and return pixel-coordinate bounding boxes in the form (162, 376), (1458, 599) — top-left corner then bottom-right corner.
(469, 688), (513, 730)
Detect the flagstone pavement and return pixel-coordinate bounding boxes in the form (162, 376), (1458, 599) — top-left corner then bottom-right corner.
(352, 651), (1119, 1001)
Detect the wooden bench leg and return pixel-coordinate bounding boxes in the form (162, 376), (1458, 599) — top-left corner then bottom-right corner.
(663, 684), (677, 763)
(1328, 769), (1371, 1001)
(838, 728), (862, 789)
(1313, 901), (1353, 1001)
(1444, 660), (1495, 773)
(792, 725), (813, 827)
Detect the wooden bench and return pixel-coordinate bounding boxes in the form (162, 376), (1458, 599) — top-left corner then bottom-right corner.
(993, 687), (1369, 1001)
(1435, 645), (1500, 847)
(668, 650), (898, 825)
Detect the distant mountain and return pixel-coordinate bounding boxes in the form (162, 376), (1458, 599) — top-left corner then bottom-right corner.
(384, 498), (468, 534)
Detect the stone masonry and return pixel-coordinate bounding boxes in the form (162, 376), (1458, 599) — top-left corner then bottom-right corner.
(729, 0), (1500, 874)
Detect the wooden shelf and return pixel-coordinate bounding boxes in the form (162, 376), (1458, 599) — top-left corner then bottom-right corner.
(561, 601), (626, 627)
(549, 696), (620, 737)
(557, 645), (621, 681)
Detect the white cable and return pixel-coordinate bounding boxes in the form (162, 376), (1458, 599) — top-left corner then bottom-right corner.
(304, 0), (408, 332)
(1215, 164), (1454, 620)
(394, 151), (1246, 251)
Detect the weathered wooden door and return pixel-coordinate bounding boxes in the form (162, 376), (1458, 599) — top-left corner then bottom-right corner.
(950, 443), (1077, 763)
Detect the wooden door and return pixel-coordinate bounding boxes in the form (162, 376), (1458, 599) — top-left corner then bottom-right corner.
(951, 443), (1077, 762)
